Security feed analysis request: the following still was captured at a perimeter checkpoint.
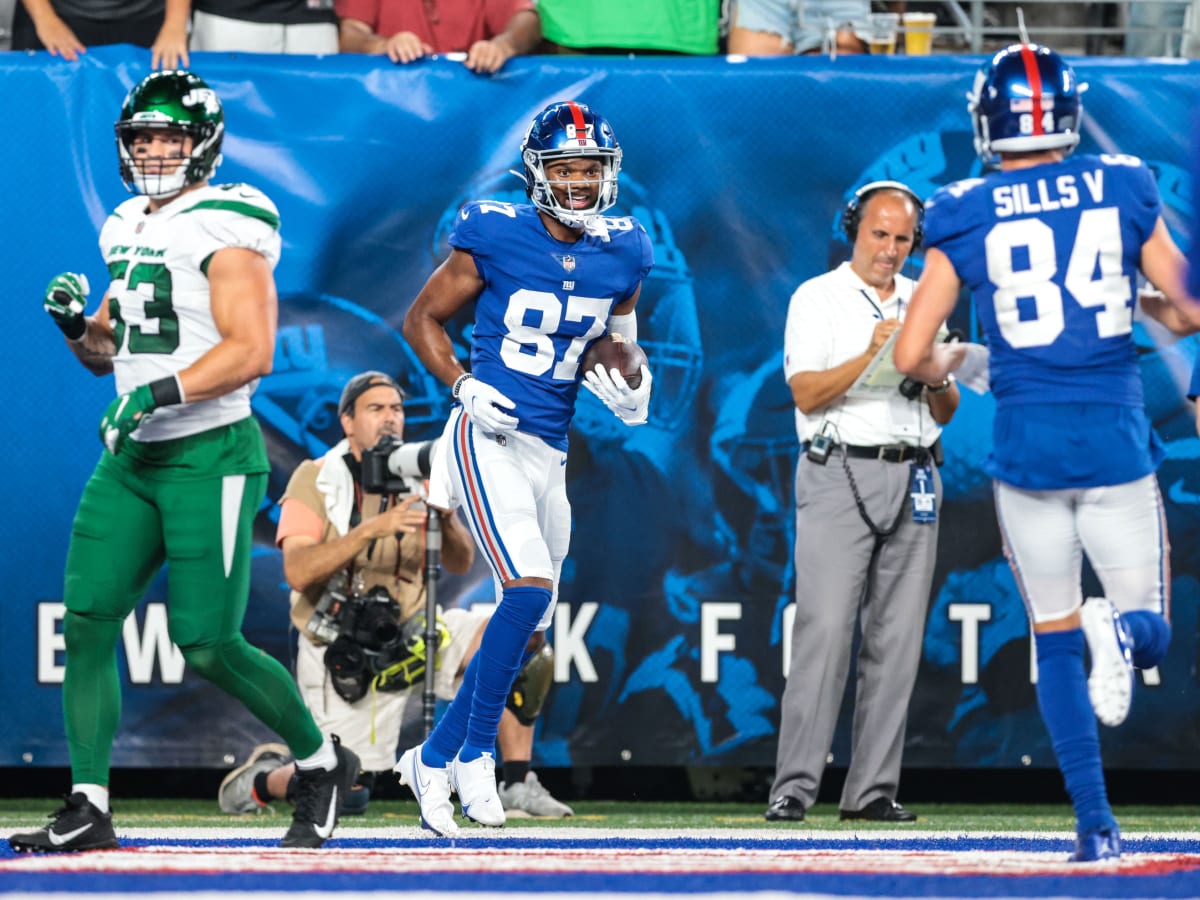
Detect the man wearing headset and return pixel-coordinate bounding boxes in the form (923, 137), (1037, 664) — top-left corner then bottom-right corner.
(765, 181), (959, 824)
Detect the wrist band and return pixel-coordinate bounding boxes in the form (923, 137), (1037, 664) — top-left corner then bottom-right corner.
(58, 316), (87, 342)
(927, 374), (955, 395)
(149, 374), (185, 407)
(451, 372), (474, 400)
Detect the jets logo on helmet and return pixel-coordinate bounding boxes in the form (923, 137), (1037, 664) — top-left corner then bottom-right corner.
(968, 43), (1085, 165)
(515, 100), (622, 230)
(182, 88), (221, 116)
(115, 70), (225, 199)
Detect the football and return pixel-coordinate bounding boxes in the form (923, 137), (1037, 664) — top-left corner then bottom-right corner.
(581, 333), (648, 390)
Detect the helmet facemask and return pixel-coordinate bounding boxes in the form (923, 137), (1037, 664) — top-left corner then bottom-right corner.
(116, 121), (221, 199)
(115, 71), (225, 199)
(522, 147), (622, 230)
(516, 101), (623, 231)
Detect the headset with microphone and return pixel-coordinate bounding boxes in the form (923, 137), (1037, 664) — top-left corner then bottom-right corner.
(841, 180), (925, 250)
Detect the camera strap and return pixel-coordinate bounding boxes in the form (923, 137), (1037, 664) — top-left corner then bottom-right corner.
(346, 453), (364, 529)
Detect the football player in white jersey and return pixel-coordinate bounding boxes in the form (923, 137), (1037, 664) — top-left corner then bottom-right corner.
(394, 101), (653, 835)
(9, 71), (357, 854)
(895, 44), (1200, 861)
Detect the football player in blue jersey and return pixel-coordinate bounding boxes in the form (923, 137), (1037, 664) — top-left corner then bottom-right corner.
(895, 43), (1200, 861)
(396, 100), (654, 835)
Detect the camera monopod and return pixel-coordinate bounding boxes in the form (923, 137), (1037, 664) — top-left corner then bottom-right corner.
(421, 505), (441, 737)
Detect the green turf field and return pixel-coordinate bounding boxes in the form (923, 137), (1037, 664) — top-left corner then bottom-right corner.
(1, 798), (1195, 833)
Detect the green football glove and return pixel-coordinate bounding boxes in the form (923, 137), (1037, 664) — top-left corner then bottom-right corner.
(44, 272), (89, 341)
(98, 377), (185, 455)
(99, 384), (155, 456)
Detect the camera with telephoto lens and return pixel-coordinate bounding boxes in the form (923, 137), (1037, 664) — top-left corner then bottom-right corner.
(360, 434), (436, 495)
(306, 575), (402, 658)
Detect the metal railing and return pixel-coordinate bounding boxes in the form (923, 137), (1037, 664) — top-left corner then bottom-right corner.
(941, 0), (1195, 55)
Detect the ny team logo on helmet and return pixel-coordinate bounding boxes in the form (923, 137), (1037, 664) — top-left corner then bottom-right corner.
(968, 43), (1084, 165)
(115, 70), (225, 198)
(518, 100), (622, 228)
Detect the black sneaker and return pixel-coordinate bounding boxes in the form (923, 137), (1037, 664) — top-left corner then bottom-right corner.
(9, 793), (120, 853)
(281, 736), (360, 848)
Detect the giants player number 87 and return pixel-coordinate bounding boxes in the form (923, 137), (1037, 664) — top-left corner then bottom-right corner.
(395, 101), (653, 836)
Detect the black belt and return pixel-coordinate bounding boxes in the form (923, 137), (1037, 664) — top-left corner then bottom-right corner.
(840, 443), (930, 463)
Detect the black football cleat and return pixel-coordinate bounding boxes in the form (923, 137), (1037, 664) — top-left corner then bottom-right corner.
(281, 736), (360, 848)
(9, 793), (120, 853)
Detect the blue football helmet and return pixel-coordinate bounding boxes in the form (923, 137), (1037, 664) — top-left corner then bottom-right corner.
(517, 101), (622, 229)
(968, 43), (1085, 165)
(430, 172), (702, 438)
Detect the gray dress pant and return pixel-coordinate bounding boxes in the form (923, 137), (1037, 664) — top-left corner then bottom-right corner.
(770, 449), (939, 811)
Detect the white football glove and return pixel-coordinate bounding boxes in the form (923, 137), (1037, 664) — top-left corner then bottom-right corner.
(582, 364), (652, 426)
(457, 376), (518, 434)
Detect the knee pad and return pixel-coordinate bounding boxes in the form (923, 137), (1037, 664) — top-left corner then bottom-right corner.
(506, 642), (554, 726)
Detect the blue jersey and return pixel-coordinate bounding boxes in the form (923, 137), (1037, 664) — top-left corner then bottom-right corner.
(925, 154), (1163, 488)
(451, 201), (653, 450)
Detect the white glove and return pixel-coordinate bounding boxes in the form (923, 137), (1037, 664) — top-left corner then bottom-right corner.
(457, 376), (518, 434)
(582, 365), (652, 426)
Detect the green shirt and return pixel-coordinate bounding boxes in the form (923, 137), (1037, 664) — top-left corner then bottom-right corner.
(539, 0), (720, 54)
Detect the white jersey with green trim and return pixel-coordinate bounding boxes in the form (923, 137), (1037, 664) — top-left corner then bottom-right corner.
(99, 182), (281, 442)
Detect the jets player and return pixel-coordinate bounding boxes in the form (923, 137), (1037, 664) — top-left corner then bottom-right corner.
(397, 100), (653, 835)
(9, 71), (357, 853)
(894, 44), (1198, 861)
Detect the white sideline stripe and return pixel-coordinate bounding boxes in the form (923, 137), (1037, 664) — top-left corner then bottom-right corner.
(0, 894), (875, 900)
(103, 826), (1200, 842)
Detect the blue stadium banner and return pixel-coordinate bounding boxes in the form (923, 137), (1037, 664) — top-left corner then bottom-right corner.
(5, 46), (1199, 770)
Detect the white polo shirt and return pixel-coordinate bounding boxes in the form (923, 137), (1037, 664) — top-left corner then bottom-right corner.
(782, 261), (943, 448)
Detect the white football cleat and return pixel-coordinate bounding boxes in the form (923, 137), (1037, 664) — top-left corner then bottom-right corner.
(395, 743), (459, 837)
(450, 751), (506, 827)
(1080, 597), (1134, 727)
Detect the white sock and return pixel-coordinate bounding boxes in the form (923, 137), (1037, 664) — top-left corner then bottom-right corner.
(73, 783), (109, 813)
(294, 738), (337, 772)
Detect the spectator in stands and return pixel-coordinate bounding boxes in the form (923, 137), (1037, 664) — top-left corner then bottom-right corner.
(536, 0), (719, 55)
(190, 0), (338, 54)
(726, 0), (907, 56)
(1125, 1), (1187, 57)
(12, 0), (189, 67)
(335, 0), (540, 72)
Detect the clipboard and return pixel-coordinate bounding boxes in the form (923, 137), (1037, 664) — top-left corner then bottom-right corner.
(847, 327), (948, 398)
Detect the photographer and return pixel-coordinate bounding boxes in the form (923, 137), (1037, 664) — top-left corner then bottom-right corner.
(218, 371), (572, 818)
(766, 182), (959, 825)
